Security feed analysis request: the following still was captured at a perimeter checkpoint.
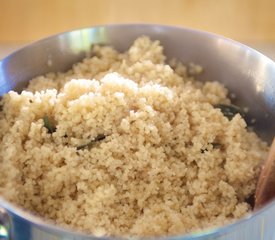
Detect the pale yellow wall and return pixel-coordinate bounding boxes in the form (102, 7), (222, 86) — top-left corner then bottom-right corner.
(0, 0), (275, 42)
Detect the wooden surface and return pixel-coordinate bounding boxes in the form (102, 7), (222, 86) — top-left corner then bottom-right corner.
(0, 0), (275, 42)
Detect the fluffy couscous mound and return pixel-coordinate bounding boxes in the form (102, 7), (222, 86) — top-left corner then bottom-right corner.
(0, 37), (268, 237)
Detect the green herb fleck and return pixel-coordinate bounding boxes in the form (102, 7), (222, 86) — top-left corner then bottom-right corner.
(214, 104), (245, 120)
(43, 115), (56, 133)
(200, 148), (208, 154)
(77, 134), (106, 150)
(212, 142), (222, 149)
(201, 142), (223, 153)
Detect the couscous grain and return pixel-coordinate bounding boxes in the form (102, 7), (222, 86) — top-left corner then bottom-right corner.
(0, 37), (268, 237)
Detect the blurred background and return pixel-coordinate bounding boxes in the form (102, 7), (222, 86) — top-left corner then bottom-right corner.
(0, 0), (275, 60)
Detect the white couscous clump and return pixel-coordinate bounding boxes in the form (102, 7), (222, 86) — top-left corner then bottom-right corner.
(0, 37), (268, 237)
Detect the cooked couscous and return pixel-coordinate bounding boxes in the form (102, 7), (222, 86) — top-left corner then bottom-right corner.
(0, 37), (268, 237)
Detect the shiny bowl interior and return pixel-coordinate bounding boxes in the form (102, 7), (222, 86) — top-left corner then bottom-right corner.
(0, 24), (275, 240)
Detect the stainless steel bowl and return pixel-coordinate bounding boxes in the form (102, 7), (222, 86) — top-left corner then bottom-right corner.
(0, 24), (274, 240)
